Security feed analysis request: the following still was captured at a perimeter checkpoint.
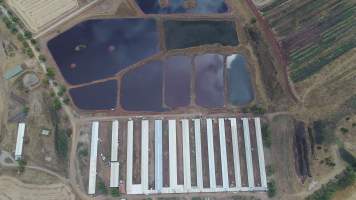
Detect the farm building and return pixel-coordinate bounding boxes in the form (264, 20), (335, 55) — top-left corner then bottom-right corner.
(15, 123), (26, 160)
(88, 121), (99, 195)
(3, 65), (23, 80)
(88, 117), (268, 195)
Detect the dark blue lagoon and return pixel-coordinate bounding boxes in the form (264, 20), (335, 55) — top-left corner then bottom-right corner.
(48, 18), (159, 85)
(135, 0), (228, 14)
(195, 54), (225, 108)
(121, 61), (164, 112)
(69, 80), (118, 110)
(164, 20), (238, 50)
(164, 56), (192, 108)
(227, 54), (254, 105)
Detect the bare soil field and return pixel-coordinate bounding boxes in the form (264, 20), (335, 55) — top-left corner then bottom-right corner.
(148, 120), (156, 189)
(224, 118), (236, 187)
(267, 115), (302, 200)
(249, 118), (261, 187)
(237, 120), (248, 187)
(188, 120), (197, 187)
(162, 121), (170, 187)
(0, 176), (75, 200)
(212, 119), (223, 186)
(176, 120), (184, 185)
(200, 119), (210, 188)
(132, 120), (142, 184)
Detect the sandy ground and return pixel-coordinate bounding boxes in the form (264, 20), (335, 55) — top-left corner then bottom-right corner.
(0, 176), (75, 200)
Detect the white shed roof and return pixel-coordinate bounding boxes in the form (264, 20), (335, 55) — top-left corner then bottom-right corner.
(88, 121), (99, 195)
(110, 162), (120, 188)
(111, 120), (119, 162)
(15, 123), (26, 160)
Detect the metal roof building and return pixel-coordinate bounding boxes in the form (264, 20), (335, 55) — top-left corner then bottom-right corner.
(88, 121), (99, 195)
(3, 65), (23, 80)
(15, 123), (26, 160)
(110, 162), (120, 188)
(111, 120), (119, 162)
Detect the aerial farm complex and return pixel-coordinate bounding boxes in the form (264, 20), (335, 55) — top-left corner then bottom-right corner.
(0, 0), (355, 200)
(87, 117), (267, 195)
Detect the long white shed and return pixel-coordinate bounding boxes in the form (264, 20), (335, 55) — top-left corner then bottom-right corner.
(15, 123), (26, 160)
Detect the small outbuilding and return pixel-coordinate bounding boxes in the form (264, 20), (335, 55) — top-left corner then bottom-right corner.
(3, 65), (23, 80)
(23, 72), (40, 89)
(15, 123), (26, 160)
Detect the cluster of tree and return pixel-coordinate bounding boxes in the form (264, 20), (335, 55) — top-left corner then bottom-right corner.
(54, 128), (69, 159)
(267, 180), (277, 197)
(306, 167), (355, 200)
(242, 105), (266, 115)
(1, 7), (40, 58)
(17, 159), (27, 173)
(307, 148), (356, 200)
(262, 124), (272, 148)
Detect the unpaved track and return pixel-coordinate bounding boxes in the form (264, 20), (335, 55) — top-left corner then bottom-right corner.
(0, 176), (75, 200)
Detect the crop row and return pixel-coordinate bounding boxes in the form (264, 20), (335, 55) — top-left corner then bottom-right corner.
(290, 41), (355, 82)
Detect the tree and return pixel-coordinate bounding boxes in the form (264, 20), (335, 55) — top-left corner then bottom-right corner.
(250, 17), (257, 24)
(267, 180), (277, 198)
(266, 165), (275, 176)
(17, 159), (27, 173)
(340, 127), (348, 134)
(38, 54), (47, 62)
(57, 85), (67, 97)
(30, 39), (37, 45)
(97, 180), (107, 194)
(22, 106), (29, 114)
(10, 25), (18, 34)
(110, 188), (120, 197)
(25, 47), (34, 58)
(55, 129), (69, 159)
(24, 31), (32, 39)
(262, 124), (272, 148)
(337, 167), (355, 189)
(53, 98), (62, 110)
(252, 105), (266, 115)
(63, 96), (70, 105)
(17, 33), (25, 41)
(46, 68), (55, 79)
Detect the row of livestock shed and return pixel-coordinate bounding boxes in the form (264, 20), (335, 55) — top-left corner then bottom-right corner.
(87, 117), (267, 195)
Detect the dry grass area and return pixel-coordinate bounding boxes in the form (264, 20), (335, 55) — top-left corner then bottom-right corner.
(0, 175), (75, 200)
(291, 49), (356, 120)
